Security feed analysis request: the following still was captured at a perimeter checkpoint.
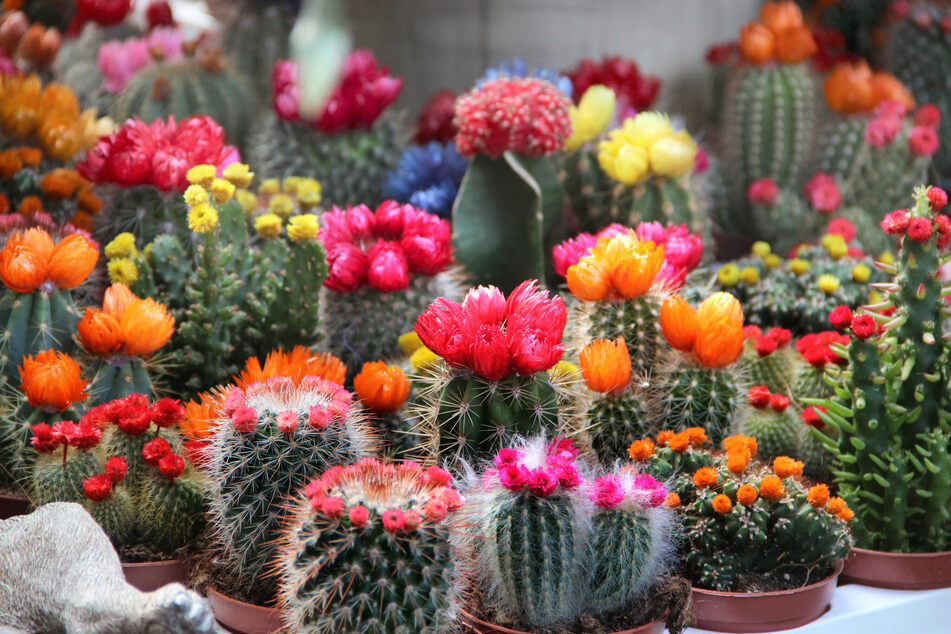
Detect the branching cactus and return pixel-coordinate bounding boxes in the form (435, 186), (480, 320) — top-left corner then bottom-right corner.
(632, 431), (853, 591)
(275, 458), (465, 633)
(0, 226), (98, 382)
(737, 386), (802, 463)
(251, 53), (404, 208)
(411, 281), (583, 464)
(317, 202), (465, 377)
(207, 375), (376, 596)
(805, 185), (951, 551)
(737, 326), (796, 394)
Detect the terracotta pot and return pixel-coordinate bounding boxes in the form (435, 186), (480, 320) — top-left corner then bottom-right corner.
(0, 493), (30, 520)
(839, 547), (951, 590)
(690, 560), (844, 633)
(459, 609), (664, 634)
(122, 559), (186, 592)
(206, 588), (283, 634)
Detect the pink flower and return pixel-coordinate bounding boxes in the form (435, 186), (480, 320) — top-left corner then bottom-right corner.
(551, 462), (582, 489)
(425, 466), (452, 487)
(454, 77), (572, 157)
(927, 187), (948, 211)
(865, 115), (902, 147)
(320, 496), (345, 519)
(366, 240), (410, 291)
(547, 438), (579, 461)
(348, 504), (369, 527)
(553, 232), (599, 277)
(324, 243), (369, 291)
(694, 146), (710, 174)
(382, 508), (405, 533)
(416, 89), (457, 144)
(747, 178), (779, 206)
(873, 99), (908, 120)
(631, 474), (666, 507)
(308, 405), (332, 429)
(231, 405), (259, 433)
(909, 125), (940, 156)
(907, 217), (933, 242)
(424, 498), (448, 522)
(276, 410), (299, 433)
(527, 468), (558, 497)
(462, 285), (507, 325)
(915, 104), (941, 129)
(494, 448), (522, 468)
(826, 217), (856, 242)
(403, 510), (422, 531)
(881, 209), (911, 234)
(499, 463), (529, 490)
(804, 173), (841, 213)
(591, 474), (625, 509)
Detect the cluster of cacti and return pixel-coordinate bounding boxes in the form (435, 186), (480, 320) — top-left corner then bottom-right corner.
(463, 436), (677, 629)
(632, 430), (853, 591)
(207, 374), (376, 595)
(275, 458), (464, 633)
(805, 185), (951, 552)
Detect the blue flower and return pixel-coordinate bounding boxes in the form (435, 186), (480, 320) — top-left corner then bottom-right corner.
(383, 142), (468, 218)
(478, 58), (573, 98)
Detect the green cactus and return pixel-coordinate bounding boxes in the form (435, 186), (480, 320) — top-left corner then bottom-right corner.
(87, 358), (155, 405)
(737, 389), (802, 463)
(0, 287), (80, 384)
(749, 188), (822, 255)
(569, 293), (668, 377)
(806, 185), (951, 552)
(87, 486), (137, 545)
(207, 376), (376, 595)
(30, 444), (100, 507)
(586, 388), (652, 461)
(275, 457), (462, 633)
(215, 1), (297, 100)
(799, 408), (838, 482)
(650, 363), (744, 445)
(737, 331), (797, 395)
(94, 185), (188, 244)
(136, 469), (206, 553)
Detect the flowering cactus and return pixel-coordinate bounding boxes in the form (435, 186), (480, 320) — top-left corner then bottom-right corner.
(353, 360), (416, 457)
(791, 330), (848, 402)
(565, 55), (661, 114)
(737, 385), (802, 463)
(415, 88), (457, 145)
(632, 431), (853, 592)
(737, 326), (796, 394)
(275, 458), (464, 633)
(97, 26), (184, 94)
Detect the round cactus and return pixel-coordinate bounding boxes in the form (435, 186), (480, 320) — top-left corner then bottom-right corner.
(651, 364), (745, 445)
(737, 327), (796, 395)
(737, 387), (802, 463)
(572, 293), (669, 377)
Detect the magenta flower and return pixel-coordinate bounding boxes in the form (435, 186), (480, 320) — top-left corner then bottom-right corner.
(499, 463), (530, 491)
(591, 474), (625, 509)
(528, 468), (558, 497)
(632, 474), (667, 508)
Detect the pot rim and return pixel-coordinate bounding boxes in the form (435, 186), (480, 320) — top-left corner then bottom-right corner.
(457, 608), (663, 634)
(691, 559), (845, 598)
(121, 558), (185, 569)
(206, 586), (280, 612)
(849, 546), (951, 559)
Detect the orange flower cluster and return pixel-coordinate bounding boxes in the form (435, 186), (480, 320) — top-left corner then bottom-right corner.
(660, 293), (745, 368)
(18, 349), (88, 411)
(628, 437), (655, 461)
(724, 434), (757, 474)
(354, 361), (410, 413)
(0, 156), (102, 229)
(739, 2), (817, 65)
(0, 227), (98, 293)
(0, 74), (96, 161)
(566, 232), (664, 301)
(0, 145), (39, 178)
(182, 391), (222, 440)
(77, 284), (175, 358)
(579, 336), (631, 394)
(825, 496), (854, 521)
(236, 346), (347, 389)
(823, 61), (915, 115)
(772, 456), (804, 479)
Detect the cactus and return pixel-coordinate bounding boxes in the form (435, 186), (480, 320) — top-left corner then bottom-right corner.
(0, 159), (103, 230)
(790, 330), (848, 402)
(207, 375), (376, 595)
(746, 185), (822, 255)
(93, 185), (189, 244)
(737, 326), (796, 394)
(353, 360), (419, 458)
(213, 0), (297, 99)
(799, 405), (838, 482)
(652, 364), (744, 446)
(805, 185), (951, 552)
(737, 386), (801, 463)
(275, 458), (464, 633)
(29, 422), (102, 507)
(634, 431), (853, 592)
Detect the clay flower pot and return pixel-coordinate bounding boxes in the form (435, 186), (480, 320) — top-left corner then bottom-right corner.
(206, 588), (283, 634)
(690, 560), (844, 633)
(460, 610), (664, 634)
(0, 493), (30, 520)
(122, 559), (186, 592)
(839, 547), (951, 590)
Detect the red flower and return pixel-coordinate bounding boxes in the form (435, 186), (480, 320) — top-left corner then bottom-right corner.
(145, 1), (175, 30)
(366, 240), (410, 291)
(909, 126), (940, 156)
(565, 55), (661, 112)
(769, 393), (790, 412)
(105, 456), (127, 483)
(158, 453), (185, 479)
(142, 437), (172, 466)
(881, 209), (910, 234)
(927, 187), (948, 211)
(804, 173), (841, 213)
(415, 89), (457, 144)
(748, 385), (771, 408)
(382, 508), (405, 533)
(743, 325), (762, 339)
(755, 335), (777, 357)
(454, 77), (572, 157)
(850, 313), (877, 339)
(907, 217), (933, 242)
(766, 327), (792, 347)
(829, 305), (853, 330)
(747, 178), (779, 206)
(826, 217), (856, 242)
(467, 324), (511, 381)
(70, 423), (102, 450)
(802, 405), (827, 429)
(82, 474), (112, 501)
(915, 104), (941, 129)
(865, 115), (901, 147)
(935, 214), (951, 234)
(30, 423), (62, 453)
(324, 243), (368, 291)
(803, 344), (828, 368)
(150, 398), (184, 428)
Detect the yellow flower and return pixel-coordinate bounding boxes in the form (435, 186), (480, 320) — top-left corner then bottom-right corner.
(752, 241), (771, 257)
(296, 178), (322, 210)
(549, 360), (581, 380)
(282, 176), (302, 193)
(183, 184), (208, 207)
(648, 133), (697, 179)
(789, 258), (810, 275)
(599, 141), (649, 185)
(107, 258), (138, 285)
(717, 263), (740, 287)
(851, 263), (871, 283)
(398, 331), (423, 355)
(764, 254), (781, 269)
(821, 233), (848, 259)
(410, 345), (439, 371)
(818, 274), (840, 293)
(739, 266), (760, 284)
(268, 193), (295, 219)
(209, 178), (236, 204)
(104, 233), (137, 259)
(625, 111), (675, 149)
(287, 214), (319, 241)
(236, 189), (258, 216)
(187, 203), (219, 234)
(565, 84), (616, 150)
(254, 213), (282, 238)
(222, 162), (254, 189)
(879, 251), (895, 265)
(259, 178), (280, 195)
(185, 164), (216, 188)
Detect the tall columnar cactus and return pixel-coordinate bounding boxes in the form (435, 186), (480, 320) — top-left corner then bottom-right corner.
(317, 202), (465, 377)
(251, 53), (404, 207)
(412, 281), (583, 464)
(207, 375), (376, 595)
(633, 430), (853, 592)
(806, 185), (951, 551)
(275, 458), (465, 633)
(737, 386), (802, 463)
(213, 0), (297, 99)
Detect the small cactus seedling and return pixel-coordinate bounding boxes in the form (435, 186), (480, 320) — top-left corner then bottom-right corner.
(275, 458), (465, 633)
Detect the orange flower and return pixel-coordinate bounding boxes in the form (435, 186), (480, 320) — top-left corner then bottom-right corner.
(120, 298), (175, 356)
(0, 74), (42, 138)
(775, 26), (818, 64)
(772, 456), (804, 479)
(69, 211), (95, 232)
(739, 22), (776, 64)
(237, 346), (347, 388)
(579, 337), (631, 394)
(612, 241), (664, 299)
(759, 475), (786, 501)
(825, 497), (847, 515)
(693, 292), (744, 368)
(737, 484), (758, 505)
(18, 349), (89, 411)
(628, 438), (655, 461)
(660, 295), (698, 352)
(726, 450), (750, 474)
(668, 431), (690, 453)
(724, 434), (758, 457)
(77, 308), (123, 356)
(182, 392), (222, 440)
(712, 493), (732, 514)
(354, 361), (410, 413)
(47, 233), (99, 289)
(836, 507), (855, 522)
(824, 61), (876, 114)
(567, 257), (612, 301)
(656, 430), (674, 447)
(693, 467), (718, 489)
(568, 235), (663, 301)
(17, 196), (43, 217)
(40, 169), (80, 200)
(0, 232), (48, 293)
(17, 147), (42, 167)
(697, 292), (744, 330)
(870, 72), (915, 113)
(684, 427), (707, 447)
(760, 2), (804, 34)
(807, 484), (830, 508)
(0, 149), (21, 179)
(664, 492), (681, 508)
(102, 282), (137, 318)
(77, 189), (103, 214)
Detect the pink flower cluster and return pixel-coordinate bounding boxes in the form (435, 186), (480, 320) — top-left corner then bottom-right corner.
(319, 202), (452, 293)
(590, 471), (666, 509)
(552, 222), (703, 289)
(98, 27), (184, 93)
(225, 377), (353, 434)
(565, 55), (661, 112)
(491, 439), (583, 497)
(305, 457), (464, 530)
(454, 77), (572, 157)
(804, 173), (842, 214)
(30, 420), (102, 453)
(77, 115), (239, 192)
(81, 394), (185, 436)
(415, 280), (567, 381)
(865, 100), (941, 157)
(271, 51), (403, 134)
(880, 187), (951, 248)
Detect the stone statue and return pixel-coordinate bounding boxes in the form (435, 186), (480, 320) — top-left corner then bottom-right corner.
(0, 503), (218, 634)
